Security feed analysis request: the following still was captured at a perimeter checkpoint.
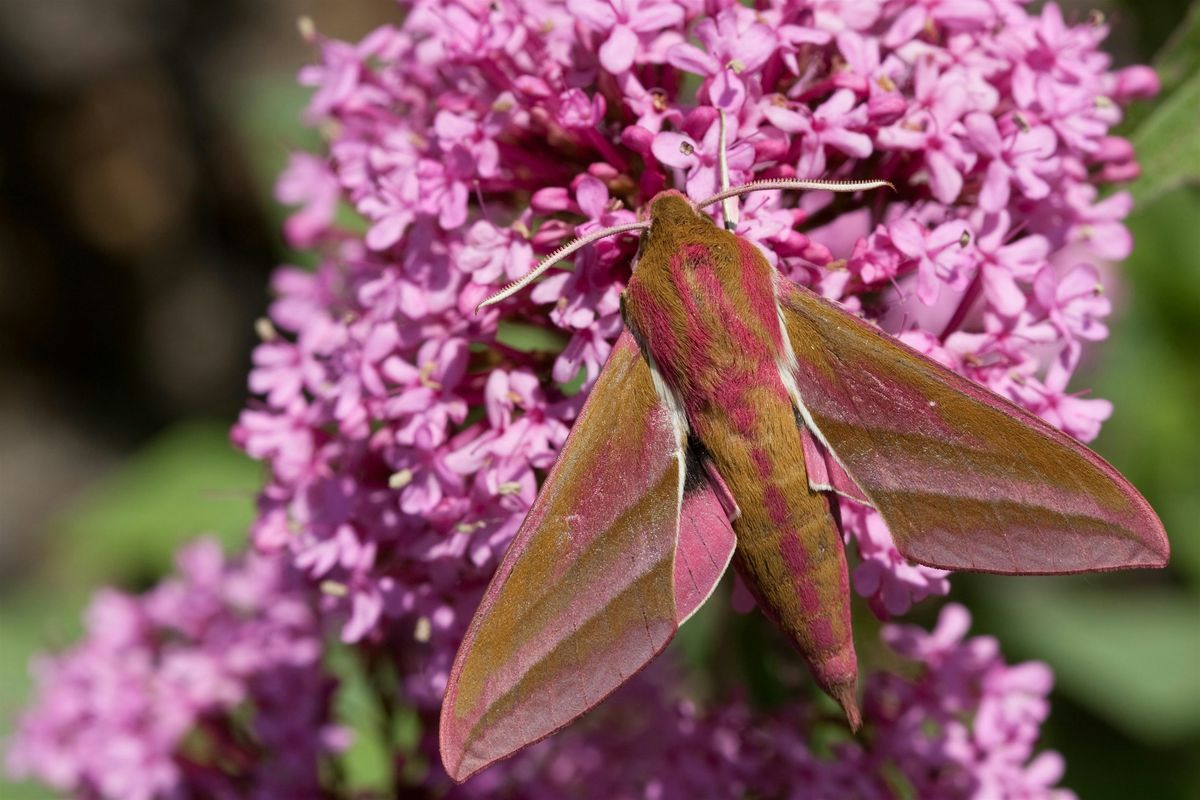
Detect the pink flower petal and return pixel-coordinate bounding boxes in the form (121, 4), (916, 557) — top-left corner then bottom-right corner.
(566, 0), (617, 30)
(709, 69), (746, 112)
(762, 104), (808, 133)
(983, 264), (1026, 316)
(599, 23), (638, 74)
(651, 132), (700, 169)
(666, 42), (719, 76)
(824, 128), (873, 159)
(925, 149), (963, 204)
(979, 159), (1012, 213)
(630, 4), (684, 32)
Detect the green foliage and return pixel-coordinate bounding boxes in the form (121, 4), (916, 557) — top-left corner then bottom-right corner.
(328, 645), (399, 794)
(47, 421), (259, 588)
(972, 579), (1200, 741)
(0, 591), (71, 799)
(1096, 189), (1200, 586)
(497, 320), (569, 353)
(1144, 0), (1200, 101)
(1128, 2), (1200, 205)
(1129, 72), (1200, 205)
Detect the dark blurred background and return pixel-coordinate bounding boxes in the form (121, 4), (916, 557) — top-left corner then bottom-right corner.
(0, 1), (1196, 798)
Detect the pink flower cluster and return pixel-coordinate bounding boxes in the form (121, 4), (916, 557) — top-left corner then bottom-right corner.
(240, 0), (1150, 656)
(8, 0), (1155, 796)
(6, 540), (344, 800)
(437, 604), (1071, 799)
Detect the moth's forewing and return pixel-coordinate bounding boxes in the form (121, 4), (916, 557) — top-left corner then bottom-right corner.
(439, 331), (736, 782)
(779, 282), (1168, 574)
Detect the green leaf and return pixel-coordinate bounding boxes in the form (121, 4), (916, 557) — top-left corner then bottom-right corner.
(1127, 1), (1200, 205)
(1151, 1), (1200, 100)
(231, 74), (321, 202)
(48, 421), (259, 589)
(1129, 67), (1200, 206)
(0, 777), (50, 800)
(328, 645), (396, 794)
(1091, 189), (1200, 585)
(496, 320), (569, 353)
(973, 580), (1200, 743)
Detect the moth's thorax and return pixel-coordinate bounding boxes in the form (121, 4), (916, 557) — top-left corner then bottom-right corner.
(621, 198), (787, 414)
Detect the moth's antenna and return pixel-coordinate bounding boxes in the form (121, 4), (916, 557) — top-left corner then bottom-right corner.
(717, 111), (739, 231)
(697, 178), (895, 211)
(474, 221), (649, 313)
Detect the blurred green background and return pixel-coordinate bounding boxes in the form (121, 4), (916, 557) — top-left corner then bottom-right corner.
(0, 1), (1197, 798)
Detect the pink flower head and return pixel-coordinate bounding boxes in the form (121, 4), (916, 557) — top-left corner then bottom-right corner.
(889, 216), (976, 305)
(1036, 263), (1111, 343)
(849, 505), (951, 617)
(965, 112), (1060, 213)
(225, 0), (1153, 726)
(971, 210), (1050, 317)
(228, 0), (1160, 714)
(666, 6), (776, 112)
(459, 219), (535, 285)
(568, 0), (686, 75)
(275, 152), (340, 247)
(763, 89), (873, 178)
(877, 58), (976, 203)
(652, 107), (755, 199)
(6, 542), (342, 799)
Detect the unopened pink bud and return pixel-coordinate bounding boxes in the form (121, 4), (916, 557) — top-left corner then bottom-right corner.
(1099, 161), (1140, 182)
(803, 241), (833, 265)
(513, 75), (552, 99)
(753, 137), (789, 163)
(1112, 65), (1160, 100)
(588, 162), (620, 180)
(868, 93), (907, 125)
(620, 124), (655, 156)
(1095, 136), (1134, 163)
(531, 186), (571, 212)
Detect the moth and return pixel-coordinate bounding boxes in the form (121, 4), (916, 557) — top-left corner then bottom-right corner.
(439, 114), (1169, 783)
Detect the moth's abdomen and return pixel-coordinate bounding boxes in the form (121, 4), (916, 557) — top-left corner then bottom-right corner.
(695, 383), (860, 725)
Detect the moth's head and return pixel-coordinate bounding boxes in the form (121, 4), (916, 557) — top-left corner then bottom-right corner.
(641, 190), (700, 225)
(472, 107), (892, 315)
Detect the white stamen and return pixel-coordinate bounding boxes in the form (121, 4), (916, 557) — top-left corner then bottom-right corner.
(474, 221), (649, 313)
